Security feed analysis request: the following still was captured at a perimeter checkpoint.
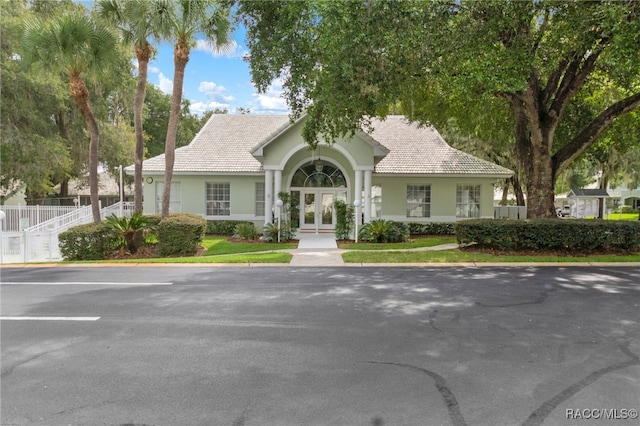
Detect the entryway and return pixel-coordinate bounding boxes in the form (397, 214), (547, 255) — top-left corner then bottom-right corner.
(298, 189), (347, 233)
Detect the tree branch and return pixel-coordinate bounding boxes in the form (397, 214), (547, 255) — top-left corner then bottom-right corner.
(553, 91), (640, 175)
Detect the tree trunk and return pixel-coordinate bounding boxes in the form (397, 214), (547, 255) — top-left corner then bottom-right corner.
(162, 40), (190, 218)
(70, 75), (101, 223)
(134, 43), (151, 214)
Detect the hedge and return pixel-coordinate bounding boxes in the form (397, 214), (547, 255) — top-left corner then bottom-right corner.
(59, 222), (118, 260)
(206, 220), (255, 236)
(407, 222), (456, 235)
(158, 214), (207, 256)
(455, 219), (640, 252)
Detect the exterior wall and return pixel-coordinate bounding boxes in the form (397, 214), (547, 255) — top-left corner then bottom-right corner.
(142, 174), (265, 227)
(373, 175), (497, 222)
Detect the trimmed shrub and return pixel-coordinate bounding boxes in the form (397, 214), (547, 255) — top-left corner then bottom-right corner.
(358, 219), (409, 243)
(455, 219), (640, 252)
(233, 222), (259, 240)
(59, 222), (118, 260)
(206, 220), (254, 235)
(157, 214), (207, 256)
(407, 222), (455, 235)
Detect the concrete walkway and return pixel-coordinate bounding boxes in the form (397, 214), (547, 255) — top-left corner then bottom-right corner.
(289, 234), (345, 266)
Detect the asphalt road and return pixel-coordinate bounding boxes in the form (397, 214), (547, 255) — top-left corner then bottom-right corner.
(1, 266), (639, 426)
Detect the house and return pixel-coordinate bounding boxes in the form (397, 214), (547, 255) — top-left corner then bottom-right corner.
(135, 114), (513, 233)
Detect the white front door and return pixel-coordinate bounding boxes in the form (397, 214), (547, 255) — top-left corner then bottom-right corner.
(300, 190), (337, 232)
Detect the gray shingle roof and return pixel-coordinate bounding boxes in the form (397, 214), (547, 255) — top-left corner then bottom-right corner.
(139, 114), (513, 177)
(569, 188), (610, 197)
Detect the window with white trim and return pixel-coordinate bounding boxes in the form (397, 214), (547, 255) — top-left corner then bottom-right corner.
(406, 185), (431, 217)
(456, 184), (481, 218)
(206, 182), (230, 216)
(255, 182), (265, 216)
(155, 181), (181, 213)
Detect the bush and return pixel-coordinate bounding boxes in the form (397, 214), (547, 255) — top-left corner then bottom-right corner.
(262, 221), (296, 242)
(358, 219), (409, 243)
(334, 199), (354, 240)
(105, 212), (155, 254)
(233, 222), (258, 240)
(455, 219), (640, 252)
(206, 220), (254, 236)
(407, 222), (455, 235)
(59, 222), (118, 260)
(157, 214), (207, 256)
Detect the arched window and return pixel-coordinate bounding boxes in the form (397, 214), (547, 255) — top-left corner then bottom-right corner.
(291, 162), (347, 188)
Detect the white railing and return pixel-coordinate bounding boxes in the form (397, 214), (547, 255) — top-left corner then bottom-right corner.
(1, 202), (135, 264)
(0, 205), (80, 231)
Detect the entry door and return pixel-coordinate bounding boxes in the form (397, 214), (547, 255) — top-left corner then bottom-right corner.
(301, 191), (335, 231)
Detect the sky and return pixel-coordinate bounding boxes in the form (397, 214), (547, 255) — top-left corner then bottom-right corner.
(145, 26), (290, 117)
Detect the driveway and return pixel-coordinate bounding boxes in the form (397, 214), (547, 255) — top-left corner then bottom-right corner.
(1, 266), (639, 425)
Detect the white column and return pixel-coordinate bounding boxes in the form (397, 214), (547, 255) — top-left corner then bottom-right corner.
(354, 170), (363, 225)
(274, 169), (282, 201)
(364, 170), (372, 223)
(264, 170), (273, 224)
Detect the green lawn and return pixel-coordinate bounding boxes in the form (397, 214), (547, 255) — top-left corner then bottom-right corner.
(201, 236), (297, 256)
(603, 213), (640, 221)
(339, 235), (457, 250)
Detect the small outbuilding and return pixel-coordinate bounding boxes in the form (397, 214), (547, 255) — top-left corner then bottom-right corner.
(568, 188), (609, 219)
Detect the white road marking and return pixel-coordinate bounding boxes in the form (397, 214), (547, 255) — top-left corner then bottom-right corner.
(0, 317), (100, 321)
(1, 282), (172, 286)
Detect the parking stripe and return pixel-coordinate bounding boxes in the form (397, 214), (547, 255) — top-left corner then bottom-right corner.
(0, 317), (100, 321)
(1, 282), (172, 286)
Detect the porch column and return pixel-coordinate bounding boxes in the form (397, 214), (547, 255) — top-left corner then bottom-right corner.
(274, 169), (282, 201)
(363, 170), (372, 223)
(264, 169), (273, 224)
(354, 170), (363, 225)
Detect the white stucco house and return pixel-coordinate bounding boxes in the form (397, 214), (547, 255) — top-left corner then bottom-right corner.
(134, 114), (513, 233)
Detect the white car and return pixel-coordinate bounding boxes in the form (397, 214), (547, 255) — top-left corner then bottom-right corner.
(556, 206), (571, 217)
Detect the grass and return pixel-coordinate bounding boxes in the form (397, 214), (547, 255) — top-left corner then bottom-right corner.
(200, 236), (297, 256)
(342, 248), (640, 263)
(339, 235), (457, 250)
(112, 252), (293, 264)
(603, 213), (640, 221)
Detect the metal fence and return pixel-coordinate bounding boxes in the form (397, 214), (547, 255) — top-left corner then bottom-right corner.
(0, 202), (134, 264)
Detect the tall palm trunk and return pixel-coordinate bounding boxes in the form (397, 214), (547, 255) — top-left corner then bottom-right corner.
(69, 74), (101, 223)
(161, 40), (190, 218)
(134, 43), (152, 214)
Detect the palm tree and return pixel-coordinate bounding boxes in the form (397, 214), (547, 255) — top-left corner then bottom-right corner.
(98, 0), (171, 214)
(22, 13), (119, 223)
(160, 0), (233, 218)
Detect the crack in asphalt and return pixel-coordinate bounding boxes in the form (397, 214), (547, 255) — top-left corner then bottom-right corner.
(429, 309), (444, 333)
(521, 341), (640, 426)
(361, 361), (467, 426)
(1, 350), (56, 380)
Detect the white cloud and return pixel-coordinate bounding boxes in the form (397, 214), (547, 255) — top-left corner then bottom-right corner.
(157, 73), (173, 95)
(252, 78), (289, 113)
(195, 38), (239, 58)
(149, 66), (160, 74)
(198, 81), (235, 103)
(190, 101), (231, 116)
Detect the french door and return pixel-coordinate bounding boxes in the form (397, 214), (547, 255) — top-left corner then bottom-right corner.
(299, 190), (346, 232)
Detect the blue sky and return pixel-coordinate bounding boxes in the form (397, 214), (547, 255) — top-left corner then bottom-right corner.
(144, 27), (289, 116)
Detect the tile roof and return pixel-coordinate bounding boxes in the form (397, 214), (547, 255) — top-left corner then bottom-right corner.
(569, 188), (610, 197)
(139, 114), (513, 177)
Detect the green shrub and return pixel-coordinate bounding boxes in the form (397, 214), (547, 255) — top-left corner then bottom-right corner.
(157, 214), (207, 256)
(262, 221), (296, 242)
(613, 205), (634, 214)
(455, 219), (640, 252)
(58, 222), (118, 260)
(233, 222), (258, 240)
(358, 219), (409, 243)
(407, 222), (455, 235)
(105, 212), (155, 254)
(206, 220), (254, 236)
(334, 199), (354, 240)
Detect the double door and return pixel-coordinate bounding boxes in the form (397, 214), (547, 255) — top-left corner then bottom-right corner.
(300, 190), (346, 232)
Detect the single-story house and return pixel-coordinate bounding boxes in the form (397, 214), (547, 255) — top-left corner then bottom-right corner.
(134, 114), (513, 233)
